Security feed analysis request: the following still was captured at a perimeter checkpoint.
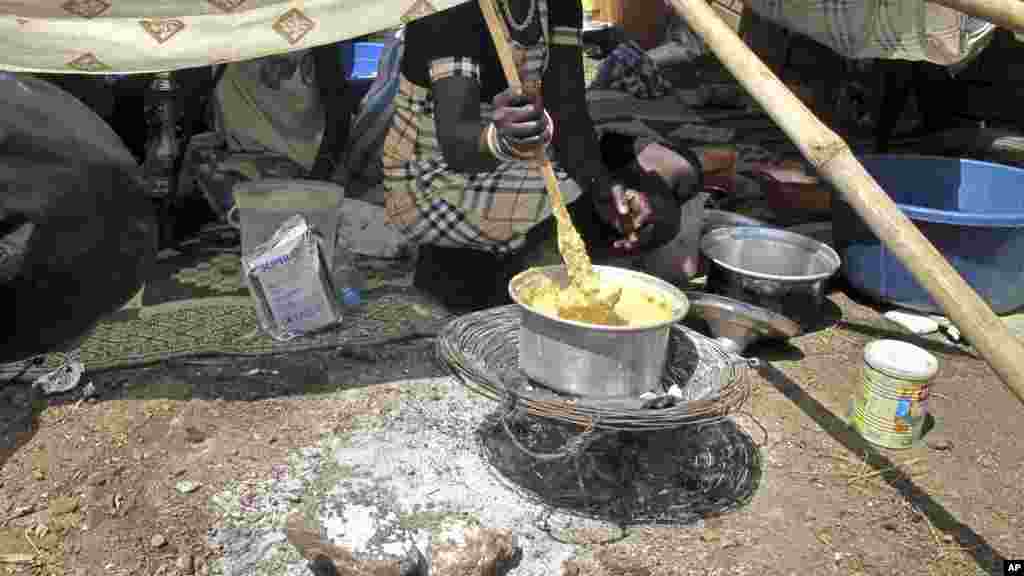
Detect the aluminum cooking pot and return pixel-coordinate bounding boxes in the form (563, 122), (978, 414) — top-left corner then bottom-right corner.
(700, 226), (840, 327)
(508, 265), (689, 398)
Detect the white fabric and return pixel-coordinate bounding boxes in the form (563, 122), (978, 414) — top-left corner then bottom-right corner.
(0, 0), (466, 74)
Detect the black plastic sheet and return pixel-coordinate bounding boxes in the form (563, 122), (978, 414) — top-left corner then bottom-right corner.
(0, 73), (156, 363)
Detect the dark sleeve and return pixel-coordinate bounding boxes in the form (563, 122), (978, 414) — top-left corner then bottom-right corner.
(544, 0), (610, 195)
(401, 3), (486, 89)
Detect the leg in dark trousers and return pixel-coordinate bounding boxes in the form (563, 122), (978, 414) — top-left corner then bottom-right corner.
(875, 59), (967, 153)
(874, 59), (915, 153)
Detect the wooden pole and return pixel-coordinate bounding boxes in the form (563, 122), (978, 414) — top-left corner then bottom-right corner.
(927, 0), (1024, 34)
(666, 0), (1024, 406)
(477, 0), (572, 225)
(478, 0), (604, 290)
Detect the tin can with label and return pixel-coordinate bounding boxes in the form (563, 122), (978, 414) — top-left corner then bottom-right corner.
(848, 339), (938, 449)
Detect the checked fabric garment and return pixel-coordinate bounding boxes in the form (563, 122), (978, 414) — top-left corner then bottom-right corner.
(588, 41), (673, 99)
(381, 0), (584, 255)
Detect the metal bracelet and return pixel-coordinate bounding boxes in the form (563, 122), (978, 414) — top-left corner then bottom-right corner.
(495, 129), (533, 162)
(542, 109), (554, 145)
(497, 109), (554, 161)
(488, 123), (518, 163)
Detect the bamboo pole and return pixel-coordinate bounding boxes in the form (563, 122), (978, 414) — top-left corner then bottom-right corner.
(667, 0), (1024, 405)
(927, 0), (1024, 35)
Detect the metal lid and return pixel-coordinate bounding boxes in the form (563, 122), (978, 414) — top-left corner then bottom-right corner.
(864, 339), (939, 380)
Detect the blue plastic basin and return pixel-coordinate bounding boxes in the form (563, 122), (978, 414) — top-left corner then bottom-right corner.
(832, 155), (1024, 315)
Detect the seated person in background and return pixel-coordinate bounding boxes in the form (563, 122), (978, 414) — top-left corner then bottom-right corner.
(0, 73), (156, 364)
(380, 0), (705, 311)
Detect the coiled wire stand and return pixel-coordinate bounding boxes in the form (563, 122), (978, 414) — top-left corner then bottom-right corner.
(436, 306), (762, 525)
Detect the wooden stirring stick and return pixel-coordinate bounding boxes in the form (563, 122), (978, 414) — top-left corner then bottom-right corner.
(477, 0), (599, 290)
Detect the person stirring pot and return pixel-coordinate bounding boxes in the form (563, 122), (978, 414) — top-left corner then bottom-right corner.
(381, 0), (704, 310)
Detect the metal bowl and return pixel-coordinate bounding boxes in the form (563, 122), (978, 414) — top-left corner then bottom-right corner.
(701, 226), (841, 323)
(702, 209), (771, 236)
(684, 291), (801, 354)
(509, 265), (690, 398)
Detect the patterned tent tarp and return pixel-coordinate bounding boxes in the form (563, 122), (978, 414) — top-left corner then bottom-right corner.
(0, 0), (464, 74)
(0, 0), (1012, 74)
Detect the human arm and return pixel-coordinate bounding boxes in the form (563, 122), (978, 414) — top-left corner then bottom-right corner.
(432, 74), (552, 173)
(407, 5), (549, 174)
(431, 73), (497, 173)
(543, 1), (652, 249)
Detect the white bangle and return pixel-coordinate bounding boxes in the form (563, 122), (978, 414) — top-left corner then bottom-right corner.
(542, 109), (554, 146)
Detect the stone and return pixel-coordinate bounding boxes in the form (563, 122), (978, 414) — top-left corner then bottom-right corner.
(48, 496), (79, 516)
(7, 505), (34, 520)
(175, 554), (194, 575)
(175, 481), (201, 494)
(151, 534), (167, 549)
(701, 528), (721, 544)
(184, 427), (206, 444)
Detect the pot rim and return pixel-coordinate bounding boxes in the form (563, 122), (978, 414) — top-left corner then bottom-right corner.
(508, 265), (690, 333)
(700, 225), (841, 283)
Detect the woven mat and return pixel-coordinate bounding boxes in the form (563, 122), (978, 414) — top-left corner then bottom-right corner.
(1, 227), (447, 382)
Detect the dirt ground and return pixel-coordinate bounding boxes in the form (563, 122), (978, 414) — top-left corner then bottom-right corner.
(0, 287), (1021, 576)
